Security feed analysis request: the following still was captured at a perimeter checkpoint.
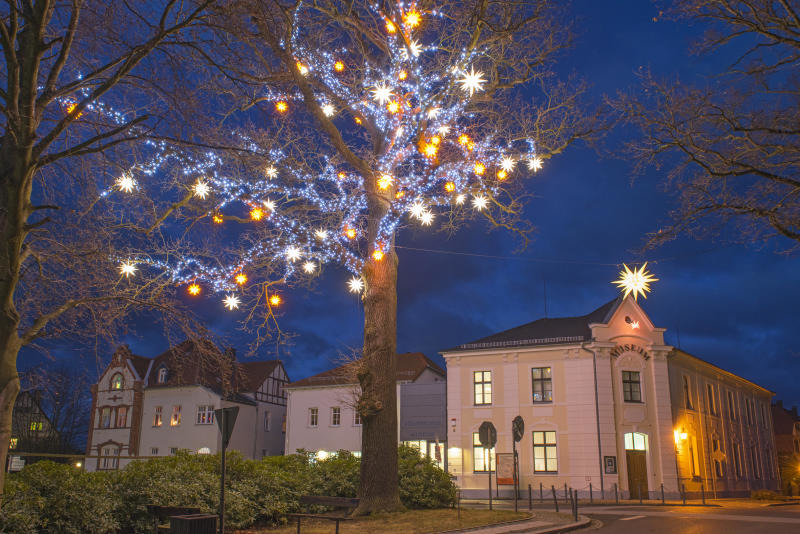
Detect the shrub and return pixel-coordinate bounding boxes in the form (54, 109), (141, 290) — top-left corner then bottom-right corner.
(398, 445), (457, 508)
(751, 489), (784, 501)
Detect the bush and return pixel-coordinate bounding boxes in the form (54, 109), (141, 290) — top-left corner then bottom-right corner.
(751, 489), (784, 501)
(1, 447), (457, 532)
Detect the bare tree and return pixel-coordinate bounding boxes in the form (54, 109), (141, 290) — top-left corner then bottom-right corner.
(0, 0), (215, 490)
(612, 0), (800, 249)
(118, 0), (594, 512)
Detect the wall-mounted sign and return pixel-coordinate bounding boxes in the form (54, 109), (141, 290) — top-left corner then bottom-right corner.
(610, 344), (650, 360)
(604, 455), (617, 474)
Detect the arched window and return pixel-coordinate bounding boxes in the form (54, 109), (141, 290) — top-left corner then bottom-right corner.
(111, 373), (124, 390)
(157, 367), (168, 384)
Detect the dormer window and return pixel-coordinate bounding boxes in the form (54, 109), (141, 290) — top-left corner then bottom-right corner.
(111, 373), (124, 390)
(157, 367), (168, 384)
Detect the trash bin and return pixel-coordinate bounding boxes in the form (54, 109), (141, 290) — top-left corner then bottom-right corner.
(169, 514), (217, 534)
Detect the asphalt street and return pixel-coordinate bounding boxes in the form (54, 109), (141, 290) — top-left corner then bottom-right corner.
(584, 504), (800, 533)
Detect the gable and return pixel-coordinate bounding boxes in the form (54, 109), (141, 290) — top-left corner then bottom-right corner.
(591, 296), (665, 346)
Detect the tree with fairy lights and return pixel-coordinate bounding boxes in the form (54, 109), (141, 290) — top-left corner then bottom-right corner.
(113, 1), (595, 511)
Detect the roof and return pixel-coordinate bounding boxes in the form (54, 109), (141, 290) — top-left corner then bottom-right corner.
(287, 352), (445, 388)
(443, 298), (621, 352)
(128, 354), (151, 380)
(670, 349), (774, 396)
(239, 360), (281, 392)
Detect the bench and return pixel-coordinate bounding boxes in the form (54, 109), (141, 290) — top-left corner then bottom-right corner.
(287, 495), (359, 534)
(145, 505), (203, 533)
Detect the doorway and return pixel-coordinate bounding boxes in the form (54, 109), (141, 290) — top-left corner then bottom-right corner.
(624, 432), (648, 500)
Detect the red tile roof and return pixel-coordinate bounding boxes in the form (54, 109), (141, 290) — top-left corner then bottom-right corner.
(287, 352), (444, 388)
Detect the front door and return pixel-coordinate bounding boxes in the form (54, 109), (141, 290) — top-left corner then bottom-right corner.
(626, 450), (648, 499)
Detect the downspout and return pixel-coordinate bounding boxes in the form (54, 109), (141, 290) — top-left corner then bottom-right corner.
(581, 342), (604, 496)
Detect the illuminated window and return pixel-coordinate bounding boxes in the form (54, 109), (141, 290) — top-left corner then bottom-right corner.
(473, 371), (492, 405)
(531, 367), (552, 403)
(354, 410), (362, 426)
(690, 436), (700, 476)
(622, 371), (641, 402)
(472, 432), (495, 472)
(30, 420), (43, 432)
(264, 410), (271, 431)
(196, 405), (214, 425)
(153, 406), (163, 427)
(533, 431), (558, 473)
(331, 407), (341, 426)
(100, 408), (111, 428)
(712, 439), (725, 478)
(111, 373), (124, 390)
(624, 432), (647, 451)
(309, 407), (318, 427)
(116, 406), (127, 428)
(9, 438), (17, 449)
(170, 405), (181, 426)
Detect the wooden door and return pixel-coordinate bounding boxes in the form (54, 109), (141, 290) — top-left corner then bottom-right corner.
(626, 450), (648, 500)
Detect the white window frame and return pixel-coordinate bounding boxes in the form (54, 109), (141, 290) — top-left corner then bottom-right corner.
(532, 430), (558, 473)
(153, 406), (163, 427)
(331, 407), (341, 427)
(309, 407), (319, 427)
(170, 405), (182, 426)
(196, 405), (214, 425)
(473, 370), (492, 406)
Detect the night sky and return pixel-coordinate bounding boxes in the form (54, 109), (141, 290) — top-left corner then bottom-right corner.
(23, 1), (800, 410)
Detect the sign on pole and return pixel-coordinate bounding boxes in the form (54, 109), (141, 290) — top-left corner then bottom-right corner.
(512, 416), (524, 442)
(478, 421), (497, 448)
(215, 406), (239, 449)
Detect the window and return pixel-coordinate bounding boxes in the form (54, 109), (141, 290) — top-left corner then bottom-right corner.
(744, 398), (752, 425)
(170, 405), (181, 426)
(532, 367), (553, 403)
(264, 410), (271, 431)
(101, 446), (119, 470)
(153, 406), (163, 427)
(170, 447), (178, 455)
(624, 432), (647, 451)
(157, 367), (168, 384)
(331, 407), (341, 426)
(116, 406), (128, 428)
(727, 391), (737, 420)
(712, 439), (726, 478)
(9, 438), (17, 449)
(750, 447), (761, 479)
(309, 407), (318, 427)
(689, 436), (700, 477)
(150, 447), (159, 456)
(111, 373), (124, 390)
(682, 376), (693, 409)
(196, 405), (214, 425)
(622, 371), (641, 402)
(533, 431), (558, 473)
(733, 443), (742, 478)
(706, 384), (716, 415)
(101, 407), (112, 428)
(354, 410), (362, 426)
(473, 371), (492, 405)
(30, 420), (43, 432)
(472, 432), (495, 472)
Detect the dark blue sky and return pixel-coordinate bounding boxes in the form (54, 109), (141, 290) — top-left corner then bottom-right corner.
(26, 1), (800, 409)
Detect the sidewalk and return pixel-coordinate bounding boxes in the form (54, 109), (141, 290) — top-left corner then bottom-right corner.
(438, 511), (591, 534)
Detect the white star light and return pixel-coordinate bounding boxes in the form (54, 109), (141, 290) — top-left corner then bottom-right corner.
(455, 194), (466, 205)
(286, 246), (301, 262)
(263, 199), (276, 211)
(371, 83), (394, 105)
(409, 200), (426, 219)
(528, 156), (543, 172)
(119, 262), (137, 277)
(472, 195), (488, 211)
(193, 178), (210, 199)
(116, 173), (136, 193)
(223, 294), (240, 310)
(348, 276), (364, 293)
(303, 261), (316, 273)
(265, 166), (278, 178)
(427, 107), (441, 119)
(400, 40), (422, 59)
(500, 156), (516, 172)
(613, 263), (659, 301)
(322, 104), (335, 117)
(314, 229), (329, 240)
(458, 66), (487, 96)
(437, 125), (451, 136)
(420, 211), (434, 226)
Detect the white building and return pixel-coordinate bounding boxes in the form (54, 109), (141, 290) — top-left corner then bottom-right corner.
(86, 341), (289, 471)
(443, 296), (779, 498)
(284, 353), (447, 464)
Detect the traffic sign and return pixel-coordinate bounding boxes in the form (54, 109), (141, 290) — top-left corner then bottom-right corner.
(512, 415), (524, 442)
(478, 421), (497, 448)
(215, 406), (239, 449)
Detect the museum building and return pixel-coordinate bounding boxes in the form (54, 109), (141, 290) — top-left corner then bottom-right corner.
(442, 296), (779, 499)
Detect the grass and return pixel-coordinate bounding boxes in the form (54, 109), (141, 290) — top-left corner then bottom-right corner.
(235, 508), (531, 534)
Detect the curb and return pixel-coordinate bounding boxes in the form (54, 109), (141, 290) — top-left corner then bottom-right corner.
(429, 513), (537, 534)
(432, 515), (592, 534)
(767, 501), (800, 507)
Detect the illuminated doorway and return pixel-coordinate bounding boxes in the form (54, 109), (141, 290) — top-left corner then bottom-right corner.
(624, 432), (648, 499)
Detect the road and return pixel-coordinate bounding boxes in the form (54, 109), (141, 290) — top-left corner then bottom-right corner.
(583, 504), (800, 533)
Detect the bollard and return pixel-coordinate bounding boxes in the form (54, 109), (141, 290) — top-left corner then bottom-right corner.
(528, 484), (532, 511)
(573, 490), (579, 521)
(682, 484), (686, 506)
(701, 483), (705, 505)
(564, 482), (569, 503)
(661, 483), (665, 505)
(614, 482), (619, 504)
(638, 483), (643, 504)
(551, 485), (559, 513)
(589, 482), (593, 504)
(457, 490), (461, 521)
(540, 482), (543, 503)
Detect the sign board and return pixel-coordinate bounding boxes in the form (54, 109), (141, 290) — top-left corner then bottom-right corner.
(215, 406), (240, 449)
(496, 453), (515, 485)
(512, 416), (524, 442)
(478, 421), (497, 449)
(8, 456), (24, 472)
(399, 382), (447, 441)
(604, 455), (617, 474)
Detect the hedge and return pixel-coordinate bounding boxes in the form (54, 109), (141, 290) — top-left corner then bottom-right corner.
(1, 445), (456, 533)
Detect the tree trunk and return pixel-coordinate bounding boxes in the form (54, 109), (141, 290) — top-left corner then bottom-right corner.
(0, 348), (20, 491)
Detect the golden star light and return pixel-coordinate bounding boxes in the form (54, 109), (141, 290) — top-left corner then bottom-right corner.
(333, 61), (345, 72)
(119, 262), (137, 277)
(250, 207), (264, 221)
(116, 173), (136, 193)
(192, 178), (210, 199)
(188, 283), (201, 296)
(269, 294), (282, 306)
(377, 174), (394, 190)
(234, 273), (248, 285)
(458, 66), (487, 96)
(348, 276), (364, 293)
(403, 10), (421, 28)
(613, 262), (659, 301)
(223, 294), (240, 310)
(371, 83), (394, 105)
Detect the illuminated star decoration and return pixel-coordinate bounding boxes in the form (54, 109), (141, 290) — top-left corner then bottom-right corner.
(119, 262), (137, 277)
(348, 277), (364, 293)
(458, 66), (487, 96)
(188, 283), (201, 295)
(528, 156), (543, 172)
(193, 178), (210, 199)
(371, 83), (394, 105)
(223, 294), (240, 310)
(613, 263), (659, 301)
(116, 173), (136, 193)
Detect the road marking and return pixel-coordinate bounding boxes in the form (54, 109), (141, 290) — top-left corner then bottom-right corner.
(619, 515), (645, 521)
